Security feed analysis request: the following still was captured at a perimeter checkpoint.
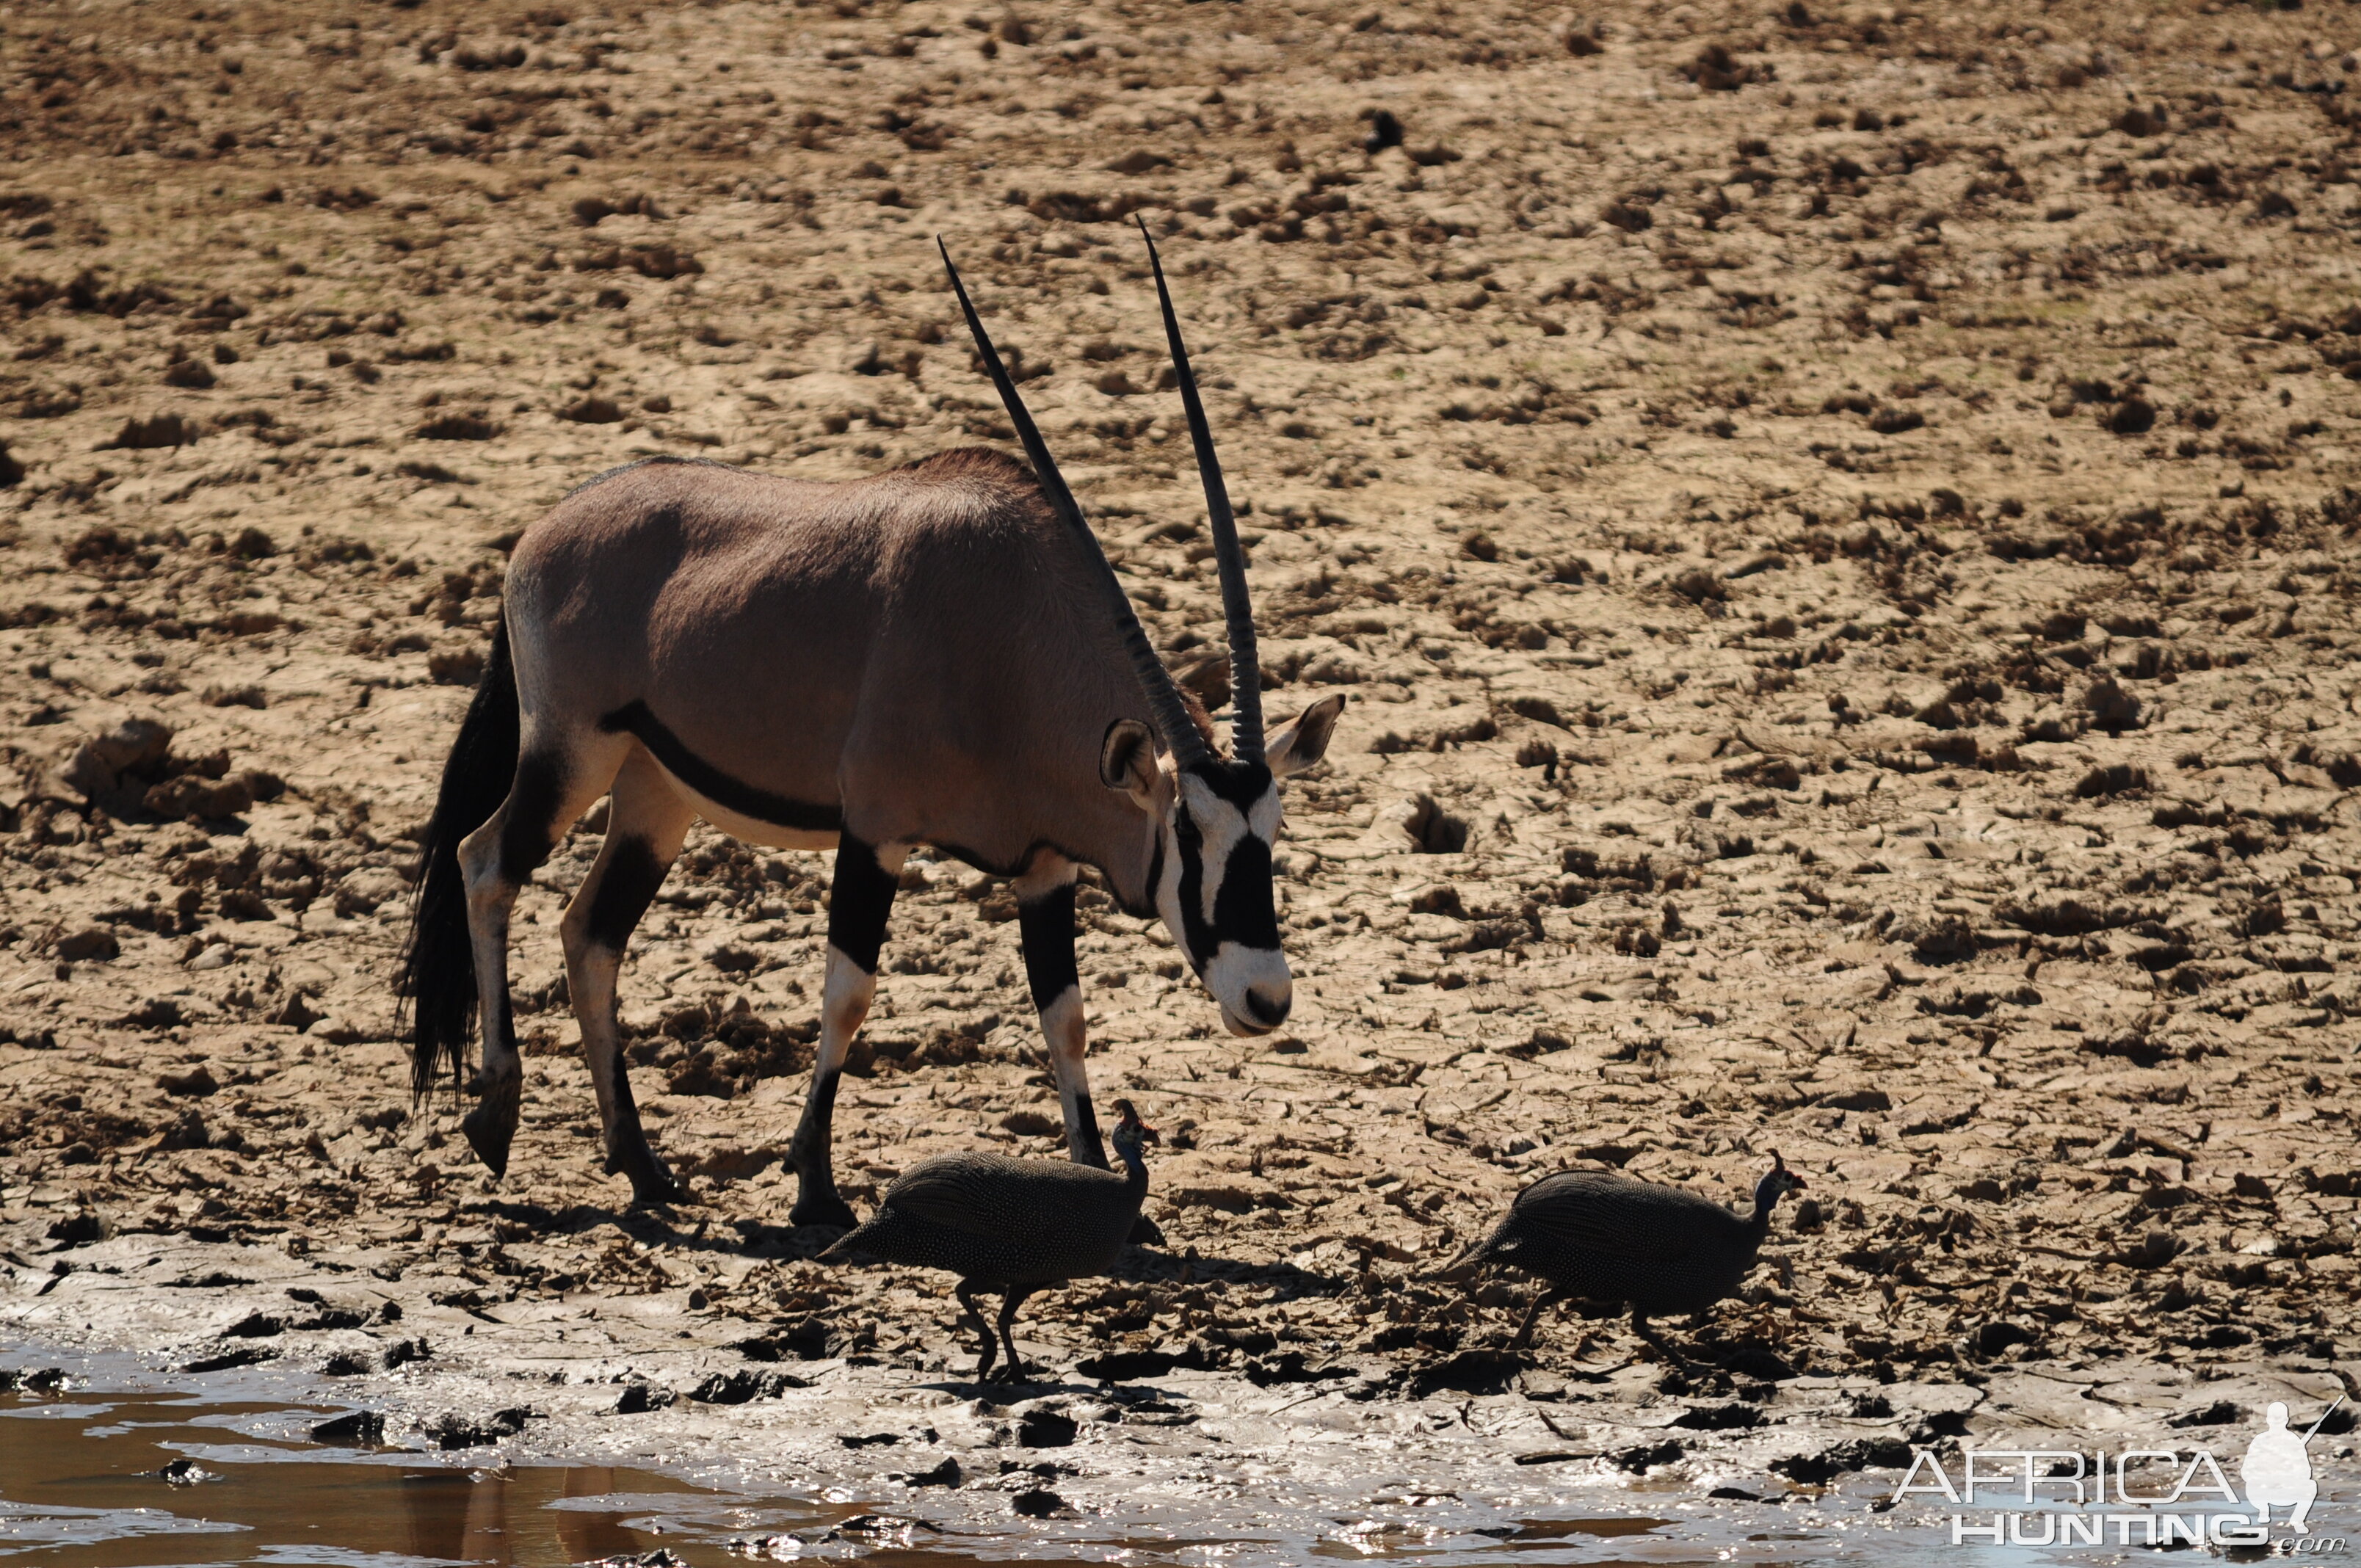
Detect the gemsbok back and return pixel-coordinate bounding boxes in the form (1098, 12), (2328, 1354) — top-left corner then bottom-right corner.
(398, 226), (1343, 1221)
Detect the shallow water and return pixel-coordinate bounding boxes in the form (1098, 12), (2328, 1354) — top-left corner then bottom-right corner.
(0, 1378), (1755, 1568)
(4, 1355), (2349, 1566)
(0, 1389), (804, 1567)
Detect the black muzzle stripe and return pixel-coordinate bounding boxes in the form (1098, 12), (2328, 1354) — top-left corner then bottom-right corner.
(1211, 832), (1281, 951)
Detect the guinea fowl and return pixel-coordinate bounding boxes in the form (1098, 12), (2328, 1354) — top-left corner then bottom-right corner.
(820, 1100), (1157, 1382)
(1447, 1153), (1807, 1357)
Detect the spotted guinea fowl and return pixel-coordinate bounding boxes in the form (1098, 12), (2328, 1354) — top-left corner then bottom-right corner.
(819, 1100), (1157, 1382)
(1447, 1153), (1807, 1356)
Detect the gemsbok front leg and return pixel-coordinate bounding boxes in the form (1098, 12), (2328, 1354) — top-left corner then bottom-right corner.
(1014, 857), (1104, 1169)
(452, 743), (612, 1183)
(787, 834), (904, 1229)
(558, 749), (694, 1205)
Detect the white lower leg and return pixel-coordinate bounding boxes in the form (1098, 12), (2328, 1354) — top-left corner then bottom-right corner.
(455, 821), (523, 1176)
(1040, 986), (1103, 1166)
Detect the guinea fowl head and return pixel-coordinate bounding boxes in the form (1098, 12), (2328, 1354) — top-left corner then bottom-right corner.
(1111, 1098), (1158, 1146)
(1752, 1151), (1806, 1222)
(1110, 1100), (1158, 1172)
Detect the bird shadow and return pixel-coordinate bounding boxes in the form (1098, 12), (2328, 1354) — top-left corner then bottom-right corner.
(1109, 1246), (1341, 1299)
(453, 1199), (841, 1263)
(912, 1370), (1201, 1403)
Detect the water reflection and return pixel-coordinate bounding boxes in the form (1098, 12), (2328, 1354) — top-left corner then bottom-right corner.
(0, 1391), (733, 1567)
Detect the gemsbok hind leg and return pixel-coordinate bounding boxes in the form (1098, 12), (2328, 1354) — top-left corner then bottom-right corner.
(454, 740), (617, 1183)
(1014, 856), (1106, 1169)
(786, 833), (904, 1230)
(559, 748), (694, 1205)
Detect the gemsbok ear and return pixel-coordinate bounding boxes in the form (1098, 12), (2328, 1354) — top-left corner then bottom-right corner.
(1100, 719), (1158, 798)
(1265, 694), (1345, 779)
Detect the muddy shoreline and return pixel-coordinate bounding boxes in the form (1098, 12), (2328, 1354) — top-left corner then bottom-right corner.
(4, 0), (2361, 1549)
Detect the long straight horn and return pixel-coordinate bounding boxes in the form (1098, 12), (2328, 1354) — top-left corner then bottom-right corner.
(1138, 218), (1262, 763)
(938, 239), (1210, 767)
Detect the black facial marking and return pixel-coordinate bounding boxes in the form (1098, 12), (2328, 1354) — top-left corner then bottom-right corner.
(1017, 883), (1081, 1011)
(1171, 807), (1216, 967)
(827, 835), (899, 974)
(585, 835), (667, 951)
(1132, 831), (1165, 922)
(498, 752), (568, 884)
(1210, 832), (1282, 951)
(1189, 758), (1274, 807)
(600, 700), (842, 832)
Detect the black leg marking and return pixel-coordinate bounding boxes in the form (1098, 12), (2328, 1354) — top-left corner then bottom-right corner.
(1070, 1092), (1103, 1166)
(1016, 883), (1080, 1010)
(827, 835), (899, 974)
(598, 701), (841, 833)
(586, 835), (668, 951)
(601, 1041), (679, 1205)
(789, 1067), (857, 1230)
(807, 1066), (841, 1136)
(460, 999), (521, 1177)
(497, 752), (570, 884)
(600, 1045), (640, 1175)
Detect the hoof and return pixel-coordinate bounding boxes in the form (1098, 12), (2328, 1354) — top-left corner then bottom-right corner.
(614, 1141), (683, 1207)
(1126, 1213), (1166, 1248)
(791, 1190), (859, 1231)
(628, 1169), (686, 1208)
(460, 1078), (521, 1177)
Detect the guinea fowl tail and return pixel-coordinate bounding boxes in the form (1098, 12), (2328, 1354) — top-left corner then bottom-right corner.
(1435, 1217), (1509, 1277)
(818, 1220), (878, 1262)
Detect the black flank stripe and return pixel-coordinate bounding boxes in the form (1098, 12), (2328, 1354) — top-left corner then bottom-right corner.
(599, 700), (841, 832)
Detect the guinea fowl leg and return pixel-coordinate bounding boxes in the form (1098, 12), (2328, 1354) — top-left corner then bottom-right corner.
(1507, 1286), (1565, 1351)
(1629, 1310), (1696, 1369)
(993, 1287), (1038, 1384)
(957, 1282), (996, 1382)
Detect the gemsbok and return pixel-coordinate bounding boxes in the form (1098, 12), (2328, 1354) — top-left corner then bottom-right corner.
(398, 225), (1343, 1220)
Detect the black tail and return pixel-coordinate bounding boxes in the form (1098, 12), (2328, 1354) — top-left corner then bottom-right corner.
(396, 612), (519, 1099)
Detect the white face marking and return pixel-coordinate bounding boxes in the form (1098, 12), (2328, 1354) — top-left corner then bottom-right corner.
(1158, 773), (1293, 1034)
(1247, 783), (1282, 843)
(1205, 943), (1291, 1036)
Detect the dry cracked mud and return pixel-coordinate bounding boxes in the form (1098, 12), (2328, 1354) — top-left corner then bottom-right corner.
(3, 0), (2359, 1542)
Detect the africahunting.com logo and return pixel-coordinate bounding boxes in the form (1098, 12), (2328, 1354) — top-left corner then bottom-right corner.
(1896, 1398), (2348, 1550)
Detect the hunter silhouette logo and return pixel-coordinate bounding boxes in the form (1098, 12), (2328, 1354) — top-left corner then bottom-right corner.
(1896, 1395), (2347, 1549)
(2244, 1399), (2324, 1534)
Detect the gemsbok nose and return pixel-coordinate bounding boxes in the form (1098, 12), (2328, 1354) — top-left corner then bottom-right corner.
(1241, 979), (1293, 1029)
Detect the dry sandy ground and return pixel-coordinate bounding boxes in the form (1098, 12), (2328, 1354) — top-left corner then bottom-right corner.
(4, 0), (2360, 1535)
